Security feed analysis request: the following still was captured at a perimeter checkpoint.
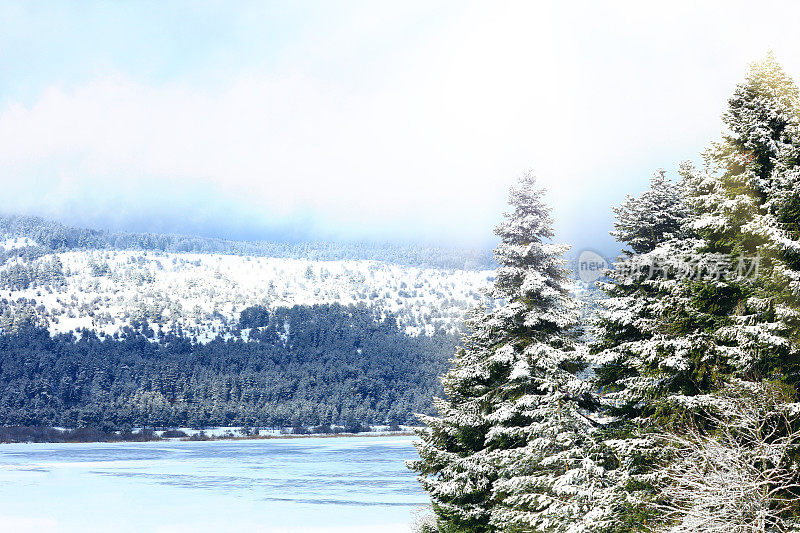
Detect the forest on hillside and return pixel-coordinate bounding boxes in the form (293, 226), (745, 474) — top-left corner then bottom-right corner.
(0, 303), (458, 429)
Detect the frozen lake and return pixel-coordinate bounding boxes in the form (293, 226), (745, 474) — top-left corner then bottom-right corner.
(0, 435), (428, 532)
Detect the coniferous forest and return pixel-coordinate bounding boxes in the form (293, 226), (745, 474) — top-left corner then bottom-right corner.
(0, 304), (457, 430)
(411, 55), (800, 532)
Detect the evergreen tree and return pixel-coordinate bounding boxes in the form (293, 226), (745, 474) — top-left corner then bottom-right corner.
(686, 52), (800, 384)
(411, 172), (604, 532)
(610, 170), (689, 256)
(595, 53), (800, 426)
(592, 53), (800, 530)
(592, 169), (694, 421)
(590, 170), (709, 530)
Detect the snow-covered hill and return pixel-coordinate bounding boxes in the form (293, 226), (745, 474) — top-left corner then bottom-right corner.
(0, 245), (495, 340)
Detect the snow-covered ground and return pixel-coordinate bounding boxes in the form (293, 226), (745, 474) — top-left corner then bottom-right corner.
(1, 245), (495, 339)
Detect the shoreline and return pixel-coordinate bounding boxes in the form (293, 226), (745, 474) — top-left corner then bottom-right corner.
(0, 426), (420, 444)
(178, 430), (418, 442)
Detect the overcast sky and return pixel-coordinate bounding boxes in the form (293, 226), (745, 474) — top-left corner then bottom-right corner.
(2, 1), (800, 254)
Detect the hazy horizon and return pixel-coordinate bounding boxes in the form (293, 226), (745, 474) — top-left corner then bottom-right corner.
(3, 1), (800, 255)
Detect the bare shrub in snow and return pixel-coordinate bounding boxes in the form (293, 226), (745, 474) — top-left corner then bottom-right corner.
(653, 383), (800, 533)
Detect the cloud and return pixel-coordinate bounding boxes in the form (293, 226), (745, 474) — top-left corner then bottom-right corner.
(1, 1), (799, 251)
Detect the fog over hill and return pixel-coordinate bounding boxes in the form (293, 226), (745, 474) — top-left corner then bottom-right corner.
(0, 214), (495, 270)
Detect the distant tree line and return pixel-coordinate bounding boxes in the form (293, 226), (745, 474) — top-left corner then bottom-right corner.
(0, 426), (161, 443)
(0, 214), (494, 270)
(0, 303), (457, 430)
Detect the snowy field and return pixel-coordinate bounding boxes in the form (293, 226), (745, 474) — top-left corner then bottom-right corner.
(0, 435), (427, 532)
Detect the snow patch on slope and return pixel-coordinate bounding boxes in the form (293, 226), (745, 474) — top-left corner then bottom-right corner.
(1, 249), (494, 340)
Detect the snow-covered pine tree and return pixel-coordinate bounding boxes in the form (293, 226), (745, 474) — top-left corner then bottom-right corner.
(410, 172), (603, 532)
(594, 53), (800, 433)
(647, 55), (800, 528)
(589, 170), (714, 531)
(687, 52), (800, 384)
(591, 54), (800, 531)
(595, 56), (800, 426)
(610, 170), (688, 256)
(591, 170), (693, 421)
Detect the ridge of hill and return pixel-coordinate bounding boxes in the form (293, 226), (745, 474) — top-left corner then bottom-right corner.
(0, 214), (495, 270)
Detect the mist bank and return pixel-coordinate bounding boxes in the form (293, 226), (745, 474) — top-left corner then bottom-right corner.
(0, 213), (495, 270)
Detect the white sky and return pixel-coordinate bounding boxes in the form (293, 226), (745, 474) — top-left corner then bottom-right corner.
(1, 1), (799, 253)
